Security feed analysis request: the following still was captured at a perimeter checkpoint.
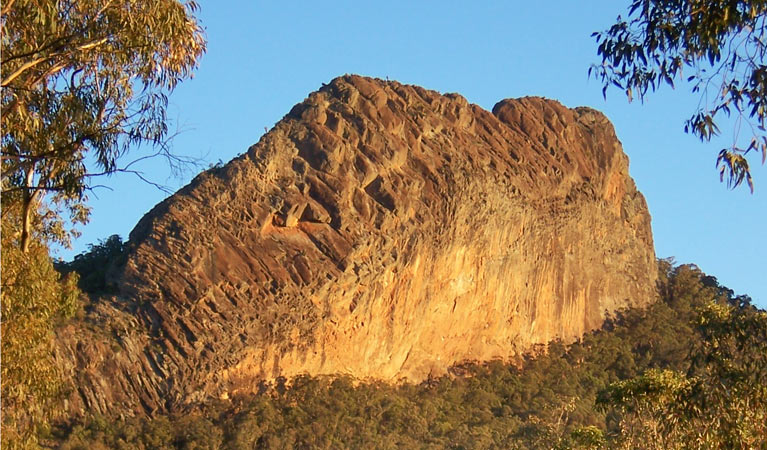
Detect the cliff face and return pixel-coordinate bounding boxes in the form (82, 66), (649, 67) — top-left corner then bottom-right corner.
(55, 75), (656, 415)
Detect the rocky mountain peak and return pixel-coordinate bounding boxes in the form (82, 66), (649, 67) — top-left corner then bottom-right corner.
(56, 75), (656, 415)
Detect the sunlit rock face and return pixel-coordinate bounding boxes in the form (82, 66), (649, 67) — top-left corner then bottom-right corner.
(55, 75), (656, 414)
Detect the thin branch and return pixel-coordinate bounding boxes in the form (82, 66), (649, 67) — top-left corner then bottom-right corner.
(92, 168), (174, 194)
(24, 60), (69, 90)
(83, 184), (114, 200)
(0, 0), (17, 16)
(0, 33), (79, 64)
(1, 55), (52, 87)
(2, 185), (70, 195)
(1, 37), (108, 87)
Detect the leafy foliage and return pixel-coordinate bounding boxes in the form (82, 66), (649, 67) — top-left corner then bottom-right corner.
(51, 261), (766, 449)
(600, 299), (767, 449)
(592, 0), (767, 191)
(56, 234), (127, 293)
(597, 369), (692, 448)
(1, 2), (204, 447)
(1, 0), (206, 251)
(1, 219), (79, 449)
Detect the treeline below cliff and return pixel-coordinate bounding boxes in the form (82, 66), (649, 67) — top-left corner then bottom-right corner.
(49, 260), (765, 449)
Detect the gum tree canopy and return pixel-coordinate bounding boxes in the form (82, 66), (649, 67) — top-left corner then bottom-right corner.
(1, 2), (205, 445)
(1, 0), (206, 252)
(592, 0), (767, 191)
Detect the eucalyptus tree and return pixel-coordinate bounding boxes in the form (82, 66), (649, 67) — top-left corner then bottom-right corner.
(592, 0), (767, 191)
(1, 0), (206, 252)
(1, 2), (205, 446)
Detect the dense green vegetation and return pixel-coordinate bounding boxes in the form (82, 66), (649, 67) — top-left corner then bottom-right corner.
(2, 2), (204, 447)
(50, 260), (767, 449)
(55, 234), (127, 294)
(0, 228), (79, 449)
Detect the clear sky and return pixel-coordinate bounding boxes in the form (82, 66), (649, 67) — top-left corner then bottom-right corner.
(57, 1), (766, 308)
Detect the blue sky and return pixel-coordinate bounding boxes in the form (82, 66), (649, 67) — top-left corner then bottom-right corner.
(59, 1), (766, 308)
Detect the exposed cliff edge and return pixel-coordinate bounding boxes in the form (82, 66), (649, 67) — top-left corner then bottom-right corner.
(55, 75), (657, 415)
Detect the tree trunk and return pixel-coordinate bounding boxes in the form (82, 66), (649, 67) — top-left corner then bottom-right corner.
(19, 165), (37, 253)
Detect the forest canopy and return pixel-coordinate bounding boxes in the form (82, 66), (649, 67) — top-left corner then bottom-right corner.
(52, 262), (767, 449)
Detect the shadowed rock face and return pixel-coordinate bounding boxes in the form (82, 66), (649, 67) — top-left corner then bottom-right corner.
(55, 75), (656, 415)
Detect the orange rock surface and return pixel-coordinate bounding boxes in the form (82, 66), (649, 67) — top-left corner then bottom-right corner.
(55, 75), (656, 414)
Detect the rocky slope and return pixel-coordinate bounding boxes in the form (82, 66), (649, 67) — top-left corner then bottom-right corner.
(55, 75), (657, 415)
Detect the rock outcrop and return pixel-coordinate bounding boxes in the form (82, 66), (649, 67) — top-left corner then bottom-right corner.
(55, 75), (657, 415)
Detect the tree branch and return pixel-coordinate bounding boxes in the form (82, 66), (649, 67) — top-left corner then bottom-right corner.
(0, 0), (17, 16)
(1, 37), (108, 87)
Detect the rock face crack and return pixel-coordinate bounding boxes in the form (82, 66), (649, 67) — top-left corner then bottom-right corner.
(55, 75), (657, 416)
